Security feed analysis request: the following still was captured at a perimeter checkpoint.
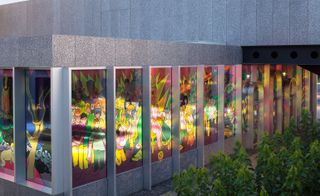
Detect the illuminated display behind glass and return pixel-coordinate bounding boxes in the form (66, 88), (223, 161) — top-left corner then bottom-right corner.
(25, 70), (51, 186)
(204, 67), (218, 145)
(115, 68), (143, 173)
(242, 65), (251, 135)
(151, 67), (172, 162)
(224, 66), (236, 139)
(71, 70), (106, 187)
(180, 67), (197, 152)
(0, 69), (13, 177)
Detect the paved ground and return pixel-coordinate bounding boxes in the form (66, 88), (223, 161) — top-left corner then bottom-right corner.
(130, 180), (176, 196)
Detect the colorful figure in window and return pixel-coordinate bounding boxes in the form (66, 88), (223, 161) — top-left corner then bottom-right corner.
(150, 69), (172, 162)
(25, 71), (51, 186)
(115, 69), (143, 173)
(0, 70), (14, 176)
(71, 70), (106, 187)
(180, 67), (197, 152)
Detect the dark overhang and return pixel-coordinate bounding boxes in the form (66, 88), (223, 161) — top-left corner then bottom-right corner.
(242, 45), (320, 74)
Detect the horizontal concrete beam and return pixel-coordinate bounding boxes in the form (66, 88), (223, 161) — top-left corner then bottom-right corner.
(0, 34), (242, 68)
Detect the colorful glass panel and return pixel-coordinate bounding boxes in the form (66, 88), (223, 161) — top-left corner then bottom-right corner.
(26, 70), (51, 186)
(204, 66), (218, 145)
(0, 69), (13, 177)
(151, 68), (172, 162)
(115, 69), (143, 173)
(71, 70), (106, 187)
(224, 66), (236, 139)
(180, 67), (197, 152)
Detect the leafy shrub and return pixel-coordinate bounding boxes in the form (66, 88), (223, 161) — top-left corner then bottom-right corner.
(173, 111), (320, 195)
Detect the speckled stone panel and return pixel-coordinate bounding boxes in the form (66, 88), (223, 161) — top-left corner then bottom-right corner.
(0, 37), (19, 67)
(75, 36), (97, 66)
(17, 36), (52, 67)
(226, 0), (241, 45)
(212, 0), (227, 44)
(256, 0), (273, 45)
(52, 35), (75, 67)
(289, 0), (308, 45)
(151, 157), (172, 186)
(272, 0), (289, 45)
(116, 167), (144, 196)
(204, 142), (220, 165)
(73, 179), (108, 196)
(95, 37), (116, 66)
(115, 39), (132, 66)
(309, 0), (320, 44)
(240, 0), (257, 46)
(0, 178), (52, 196)
(180, 149), (198, 171)
(224, 137), (237, 155)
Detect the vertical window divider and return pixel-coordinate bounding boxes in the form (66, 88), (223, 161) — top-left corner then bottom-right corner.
(171, 66), (180, 174)
(142, 65), (151, 190)
(217, 65), (225, 152)
(263, 64), (272, 134)
(13, 67), (26, 184)
(196, 65), (204, 168)
(296, 66), (302, 122)
(51, 67), (69, 195)
(107, 67), (116, 196)
(235, 65), (243, 142)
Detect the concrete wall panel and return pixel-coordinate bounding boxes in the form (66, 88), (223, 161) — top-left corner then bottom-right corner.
(226, 0), (241, 45)
(289, 0), (309, 45)
(212, 0), (227, 44)
(241, 0), (257, 46)
(180, 149), (198, 171)
(256, 0), (273, 45)
(272, 0), (289, 45)
(73, 179), (107, 196)
(308, 0), (320, 44)
(151, 158), (172, 186)
(116, 168), (143, 196)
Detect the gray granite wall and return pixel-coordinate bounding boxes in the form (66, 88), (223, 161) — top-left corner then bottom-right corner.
(204, 142), (220, 165)
(151, 158), (172, 186)
(73, 179), (107, 196)
(0, 35), (242, 67)
(0, 178), (53, 196)
(1, 0), (320, 46)
(180, 149), (198, 171)
(116, 167), (143, 196)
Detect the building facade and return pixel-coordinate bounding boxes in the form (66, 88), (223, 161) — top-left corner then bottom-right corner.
(0, 1), (319, 196)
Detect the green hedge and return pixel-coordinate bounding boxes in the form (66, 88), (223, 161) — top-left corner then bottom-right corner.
(173, 111), (320, 196)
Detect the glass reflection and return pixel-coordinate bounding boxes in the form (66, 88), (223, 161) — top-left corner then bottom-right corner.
(115, 69), (143, 173)
(26, 70), (51, 186)
(71, 70), (106, 187)
(204, 67), (218, 145)
(224, 66), (236, 138)
(151, 68), (172, 162)
(180, 67), (197, 152)
(0, 70), (13, 177)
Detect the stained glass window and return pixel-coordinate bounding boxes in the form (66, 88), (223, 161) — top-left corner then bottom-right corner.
(242, 65), (251, 135)
(0, 69), (13, 177)
(151, 67), (172, 162)
(71, 70), (106, 187)
(224, 66), (236, 139)
(115, 68), (143, 173)
(26, 70), (51, 186)
(204, 67), (218, 145)
(180, 67), (197, 152)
